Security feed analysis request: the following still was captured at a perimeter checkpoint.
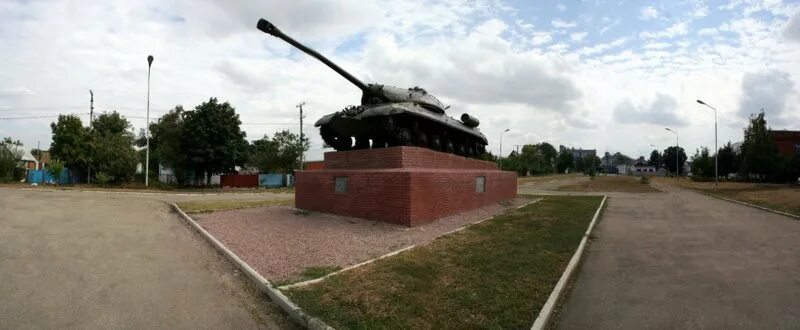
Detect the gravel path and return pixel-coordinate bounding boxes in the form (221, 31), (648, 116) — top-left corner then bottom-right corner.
(193, 197), (532, 282)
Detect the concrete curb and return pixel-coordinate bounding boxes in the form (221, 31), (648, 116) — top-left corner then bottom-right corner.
(280, 198), (543, 290)
(699, 192), (799, 220)
(530, 195), (608, 330)
(169, 202), (333, 330)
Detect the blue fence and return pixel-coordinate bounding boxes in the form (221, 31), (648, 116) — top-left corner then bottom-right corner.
(258, 173), (287, 187)
(27, 169), (73, 185)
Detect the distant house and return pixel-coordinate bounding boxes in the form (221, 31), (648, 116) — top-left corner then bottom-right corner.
(768, 130), (800, 157)
(617, 157), (656, 175)
(19, 150), (38, 170)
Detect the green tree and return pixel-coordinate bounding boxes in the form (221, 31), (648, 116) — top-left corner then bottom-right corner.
(648, 150), (661, 170)
(47, 159), (65, 185)
(556, 150), (574, 173)
(181, 98), (248, 184)
(717, 142), (737, 178)
(50, 115), (91, 177)
(690, 147), (714, 180)
(90, 112), (137, 183)
(146, 106), (188, 184)
(0, 137), (24, 182)
(248, 130), (310, 173)
(739, 111), (780, 181)
(662, 146), (687, 175)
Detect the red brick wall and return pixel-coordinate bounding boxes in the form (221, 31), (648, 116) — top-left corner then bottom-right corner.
(295, 147), (517, 226)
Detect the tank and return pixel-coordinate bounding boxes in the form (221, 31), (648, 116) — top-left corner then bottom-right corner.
(257, 18), (488, 158)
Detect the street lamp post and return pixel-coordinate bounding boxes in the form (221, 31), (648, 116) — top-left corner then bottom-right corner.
(499, 128), (510, 167)
(145, 55), (154, 188)
(697, 99), (718, 186)
(665, 128), (679, 180)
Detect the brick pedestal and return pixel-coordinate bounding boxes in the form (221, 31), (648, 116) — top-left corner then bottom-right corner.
(295, 146), (517, 226)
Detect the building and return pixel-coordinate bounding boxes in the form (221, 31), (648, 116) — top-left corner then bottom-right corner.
(567, 147), (597, 160)
(768, 130), (800, 157)
(617, 157), (656, 175)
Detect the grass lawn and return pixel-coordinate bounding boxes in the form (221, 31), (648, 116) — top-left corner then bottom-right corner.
(654, 178), (800, 216)
(177, 199), (293, 213)
(558, 175), (660, 193)
(285, 195), (604, 329)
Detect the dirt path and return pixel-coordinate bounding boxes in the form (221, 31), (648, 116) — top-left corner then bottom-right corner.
(0, 189), (296, 329)
(555, 183), (800, 328)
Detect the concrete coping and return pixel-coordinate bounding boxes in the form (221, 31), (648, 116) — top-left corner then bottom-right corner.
(531, 195), (608, 330)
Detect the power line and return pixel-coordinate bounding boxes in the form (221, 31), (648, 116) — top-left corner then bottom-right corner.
(0, 113), (90, 120)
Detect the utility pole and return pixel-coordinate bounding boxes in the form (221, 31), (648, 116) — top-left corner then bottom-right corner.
(145, 55), (154, 188)
(88, 90), (93, 184)
(697, 100), (718, 186)
(296, 102), (306, 170)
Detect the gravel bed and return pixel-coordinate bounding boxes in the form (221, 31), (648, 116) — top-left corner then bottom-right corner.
(192, 197), (532, 283)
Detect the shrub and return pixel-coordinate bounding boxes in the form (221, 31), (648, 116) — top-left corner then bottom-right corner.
(95, 171), (113, 187)
(47, 159), (65, 185)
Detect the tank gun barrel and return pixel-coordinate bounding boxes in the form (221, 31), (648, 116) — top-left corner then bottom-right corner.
(257, 18), (369, 92)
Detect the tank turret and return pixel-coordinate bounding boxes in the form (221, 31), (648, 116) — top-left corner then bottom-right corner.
(257, 18), (487, 157)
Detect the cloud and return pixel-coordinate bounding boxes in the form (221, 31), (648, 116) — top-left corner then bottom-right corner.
(570, 32), (588, 42)
(557, 4), (567, 12)
(639, 6), (660, 20)
(613, 94), (687, 126)
(551, 19), (577, 29)
(739, 70), (796, 124)
(531, 32), (552, 45)
(784, 9), (800, 43)
(640, 21), (690, 39)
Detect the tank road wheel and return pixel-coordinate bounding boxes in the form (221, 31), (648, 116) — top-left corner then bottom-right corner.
(355, 135), (370, 149)
(372, 137), (387, 148)
(465, 145), (474, 158)
(398, 128), (412, 146)
(334, 135), (353, 150)
(445, 139), (455, 154)
(431, 135), (442, 151)
(417, 132), (428, 148)
(456, 144), (466, 156)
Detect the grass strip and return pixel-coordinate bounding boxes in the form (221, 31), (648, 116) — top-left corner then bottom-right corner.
(285, 195), (603, 329)
(177, 199), (293, 213)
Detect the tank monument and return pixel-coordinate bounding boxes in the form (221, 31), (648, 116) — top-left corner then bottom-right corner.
(257, 18), (517, 226)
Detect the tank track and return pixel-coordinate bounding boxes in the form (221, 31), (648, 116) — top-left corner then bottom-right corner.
(320, 114), (487, 158)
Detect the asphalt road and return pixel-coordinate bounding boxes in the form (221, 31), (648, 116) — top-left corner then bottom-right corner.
(554, 184), (800, 329)
(0, 188), (295, 329)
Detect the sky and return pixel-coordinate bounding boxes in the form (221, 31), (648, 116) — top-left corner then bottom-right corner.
(1, 0), (799, 161)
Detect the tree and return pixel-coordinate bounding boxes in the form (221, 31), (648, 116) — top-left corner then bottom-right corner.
(146, 106), (188, 184)
(50, 115), (91, 177)
(556, 150), (574, 173)
(248, 130), (309, 173)
(612, 152), (632, 166)
(739, 111), (780, 181)
(662, 146), (687, 175)
(91, 112), (137, 182)
(1, 137), (24, 182)
(648, 150), (661, 170)
(181, 98), (248, 184)
(520, 143), (557, 175)
(690, 147), (714, 179)
(717, 142), (738, 178)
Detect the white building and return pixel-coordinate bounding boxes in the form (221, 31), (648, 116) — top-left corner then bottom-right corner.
(617, 157), (656, 175)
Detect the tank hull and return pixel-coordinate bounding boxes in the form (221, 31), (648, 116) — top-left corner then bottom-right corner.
(316, 102), (487, 158)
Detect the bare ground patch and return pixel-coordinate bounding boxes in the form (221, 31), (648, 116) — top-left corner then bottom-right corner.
(653, 178), (800, 216)
(558, 175), (660, 193)
(191, 196), (535, 283)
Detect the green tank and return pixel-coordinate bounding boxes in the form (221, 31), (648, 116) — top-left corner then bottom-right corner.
(257, 18), (487, 157)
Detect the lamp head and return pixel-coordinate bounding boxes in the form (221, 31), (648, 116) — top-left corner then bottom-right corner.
(696, 99), (705, 105)
(147, 55), (154, 66)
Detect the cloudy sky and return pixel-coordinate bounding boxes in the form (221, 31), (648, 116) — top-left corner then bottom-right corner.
(1, 0), (799, 161)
